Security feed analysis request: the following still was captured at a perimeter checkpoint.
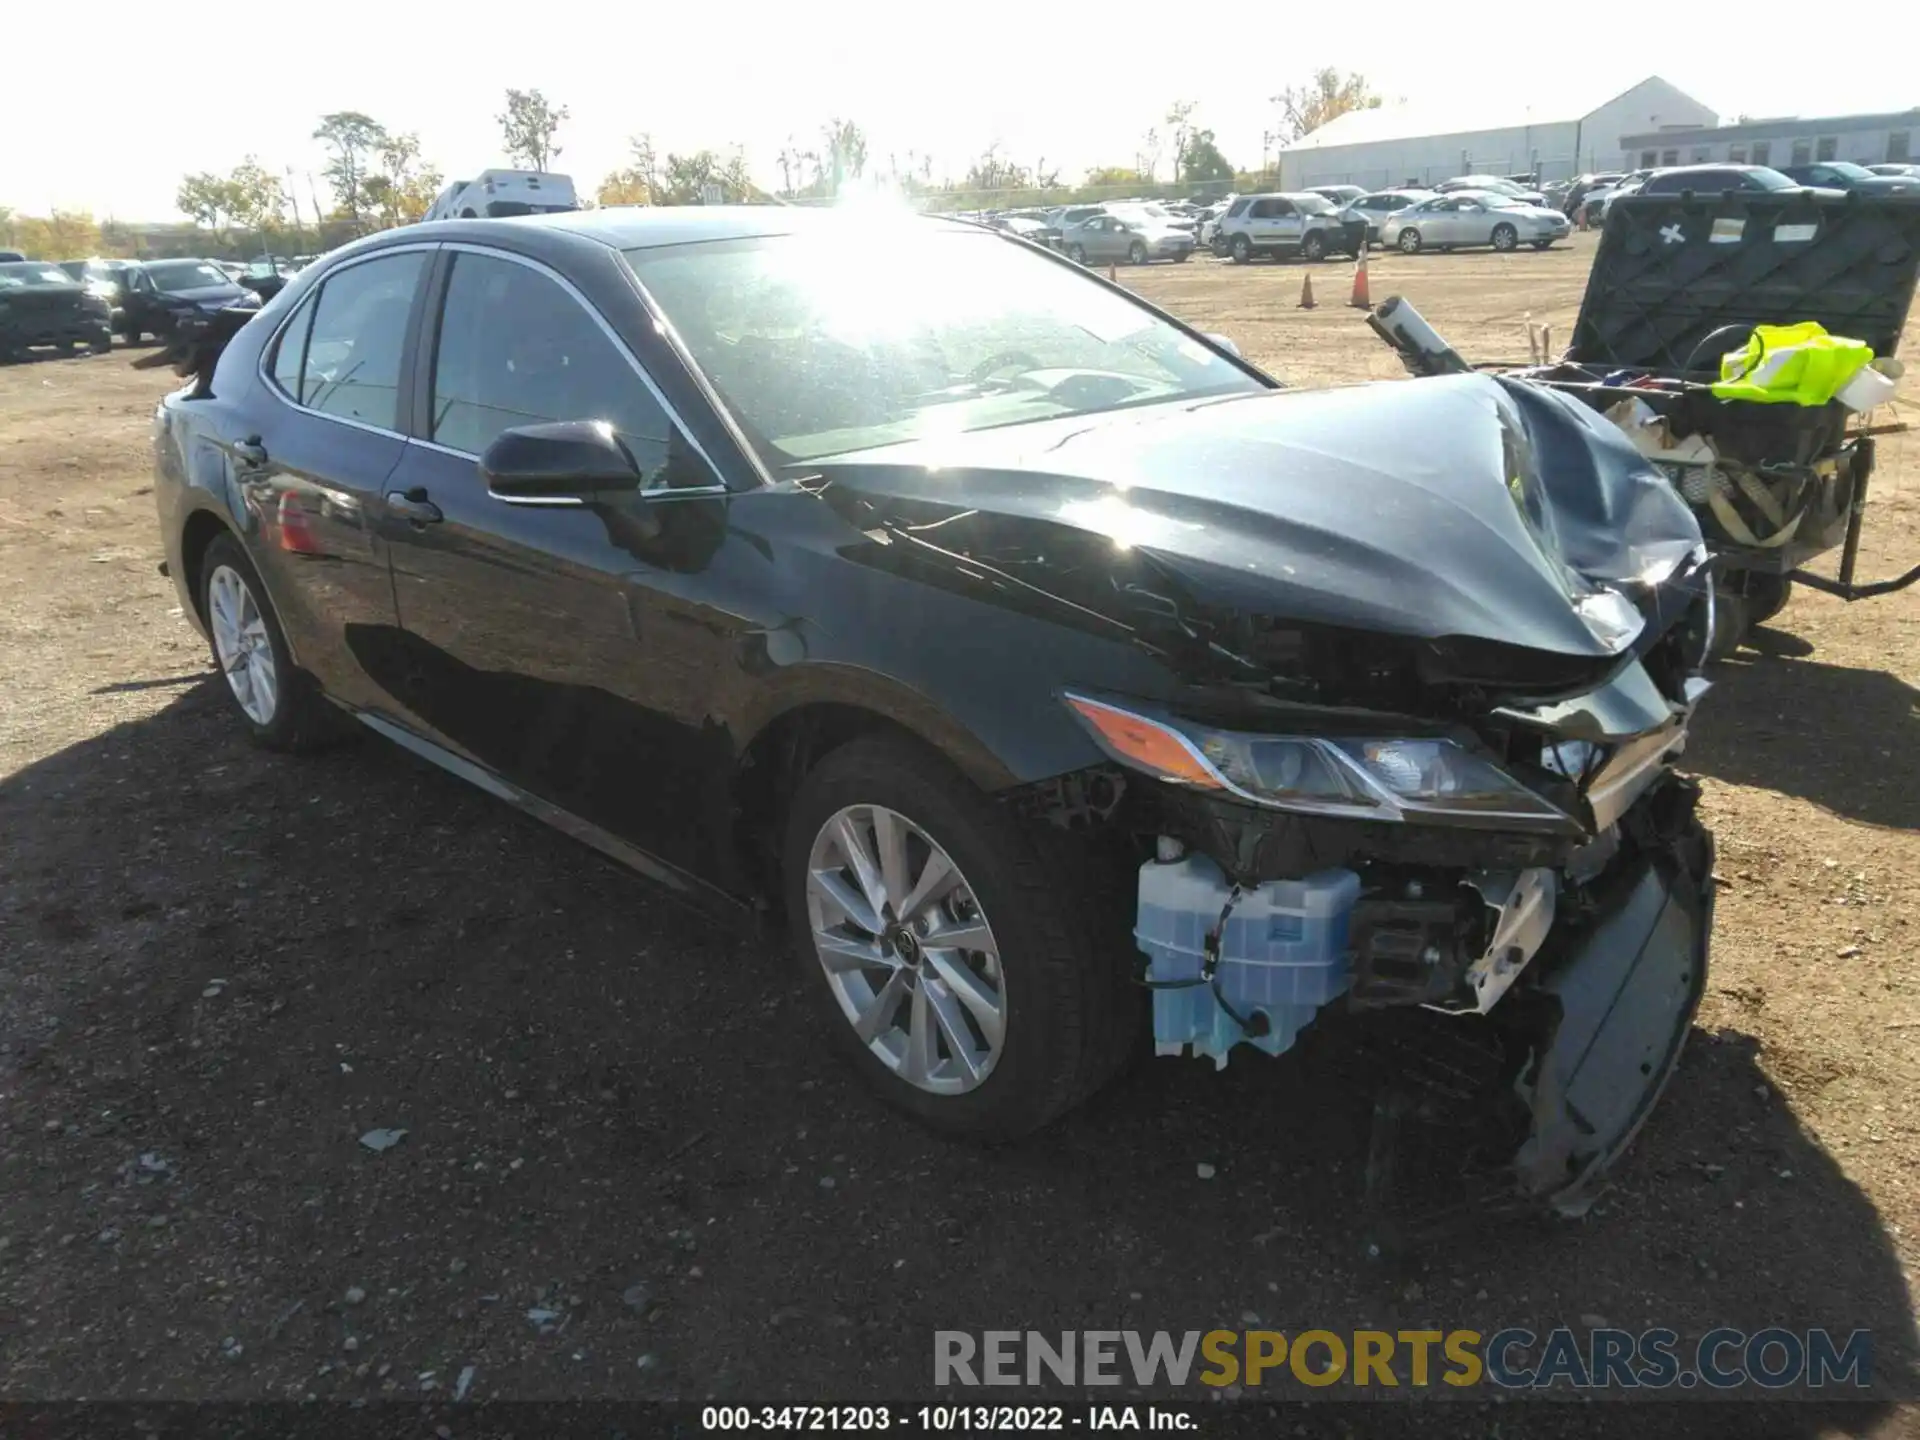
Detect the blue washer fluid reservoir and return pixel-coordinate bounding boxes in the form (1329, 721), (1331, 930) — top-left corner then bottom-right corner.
(1133, 853), (1360, 1069)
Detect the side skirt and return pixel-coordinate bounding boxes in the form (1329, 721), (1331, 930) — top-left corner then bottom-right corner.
(352, 708), (752, 922)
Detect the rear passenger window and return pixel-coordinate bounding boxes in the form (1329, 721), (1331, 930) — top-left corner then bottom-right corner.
(270, 298), (314, 398)
(429, 252), (685, 488)
(299, 252), (425, 430)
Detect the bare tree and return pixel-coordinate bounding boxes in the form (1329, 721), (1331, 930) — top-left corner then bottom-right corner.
(1137, 126), (1162, 181)
(1164, 101), (1197, 183)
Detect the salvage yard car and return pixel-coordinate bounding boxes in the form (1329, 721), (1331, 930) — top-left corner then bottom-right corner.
(117, 258), (259, 344)
(1340, 188), (1435, 244)
(1389, 191), (1571, 253)
(1059, 209), (1193, 264)
(1217, 192), (1366, 262)
(150, 207), (1718, 1217)
(0, 260), (113, 358)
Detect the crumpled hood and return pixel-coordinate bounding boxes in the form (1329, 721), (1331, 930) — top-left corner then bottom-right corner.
(806, 372), (1702, 663)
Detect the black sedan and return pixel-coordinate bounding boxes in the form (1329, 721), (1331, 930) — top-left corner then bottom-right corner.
(119, 257), (258, 343)
(152, 208), (1718, 1214)
(0, 260), (112, 358)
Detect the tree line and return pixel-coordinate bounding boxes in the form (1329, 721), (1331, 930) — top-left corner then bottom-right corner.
(0, 71), (1380, 261)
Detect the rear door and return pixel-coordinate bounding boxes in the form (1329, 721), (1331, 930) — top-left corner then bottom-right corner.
(234, 247), (430, 713)
(377, 244), (740, 880)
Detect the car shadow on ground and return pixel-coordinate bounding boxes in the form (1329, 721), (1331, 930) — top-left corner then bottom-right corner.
(0, 679), (1912, 1422)
(1686, 644), (1919, 830)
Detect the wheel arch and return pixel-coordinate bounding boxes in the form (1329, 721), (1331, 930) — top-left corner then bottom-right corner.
(178, 505), (238, 628)
(725, 679), (1036, 908)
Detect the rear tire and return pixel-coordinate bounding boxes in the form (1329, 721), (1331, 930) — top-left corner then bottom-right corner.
(197, 534), (345, 753)
(782, 736), (1140, 1140)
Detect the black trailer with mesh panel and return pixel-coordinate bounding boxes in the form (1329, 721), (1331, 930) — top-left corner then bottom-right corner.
(1372, 189), (1920, 656)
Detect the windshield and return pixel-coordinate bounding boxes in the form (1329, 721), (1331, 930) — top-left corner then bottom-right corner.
(0, 263), (74, 288)
(1291, 194), (1335, 215)
(145, 260), (231, 290)
(1748, 167), (1799, 190)
(1480, 194), (1530, 209)
(1820, 161), (1876, 180)
(626, 229), (1264, 465)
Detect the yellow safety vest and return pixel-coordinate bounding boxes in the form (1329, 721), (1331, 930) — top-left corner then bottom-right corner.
(1712, 321), (1874, 406)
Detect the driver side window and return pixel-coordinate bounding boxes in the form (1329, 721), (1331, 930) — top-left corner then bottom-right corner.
(428, 251), (680, 488)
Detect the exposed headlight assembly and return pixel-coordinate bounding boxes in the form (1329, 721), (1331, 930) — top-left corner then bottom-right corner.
(1064, 694), (1577, 831)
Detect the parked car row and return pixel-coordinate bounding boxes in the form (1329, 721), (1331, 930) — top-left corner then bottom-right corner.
(54, 257), (261, 345)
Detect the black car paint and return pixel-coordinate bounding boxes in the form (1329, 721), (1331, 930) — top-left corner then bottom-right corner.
(153, 212), (1717, 1208)
(155, 214), (1710, 903)
(120, 264), (257, 340)
(0, 266), (112, 355)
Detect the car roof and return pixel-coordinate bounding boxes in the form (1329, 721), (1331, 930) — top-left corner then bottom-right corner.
(400, 205), (978, 253)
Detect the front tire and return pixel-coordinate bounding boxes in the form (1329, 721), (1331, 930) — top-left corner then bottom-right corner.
(1067, 243), (1086, 265)
(1127, 240), (1147, 265)
(1301, 231), (1327, 261)
(783, 736), (1139, 1139)
(1398, 227), (1423, 254)
(1531, 238), (1553, 250)
(1230, 234), (1252, 264)
(1491, 223), (1519, 252)
(198, 534), (342, 753)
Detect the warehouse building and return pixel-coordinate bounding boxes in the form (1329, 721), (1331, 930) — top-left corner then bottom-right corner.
(1618, 109), (1919, 172)
(1278, 77), (1717, 190)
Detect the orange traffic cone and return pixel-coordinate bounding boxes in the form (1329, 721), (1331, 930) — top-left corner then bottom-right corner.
(1298, 272), (1316, 309)
(1348, 247), (1371, 309)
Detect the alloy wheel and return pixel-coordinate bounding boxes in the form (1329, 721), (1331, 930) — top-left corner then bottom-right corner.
(208, 564), (278, 725)
(805, 804), (1006, 1095)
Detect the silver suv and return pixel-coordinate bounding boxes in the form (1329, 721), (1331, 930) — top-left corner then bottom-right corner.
(1215, 193), (1363, 263)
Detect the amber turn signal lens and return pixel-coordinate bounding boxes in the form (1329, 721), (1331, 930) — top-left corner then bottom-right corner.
(1065, 695), (1222, 789)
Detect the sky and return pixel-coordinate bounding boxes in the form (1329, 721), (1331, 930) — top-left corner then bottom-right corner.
(8, 1), (1919, 222)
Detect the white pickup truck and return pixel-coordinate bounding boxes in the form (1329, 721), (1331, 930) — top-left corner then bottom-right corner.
(423, 171), (579, 222)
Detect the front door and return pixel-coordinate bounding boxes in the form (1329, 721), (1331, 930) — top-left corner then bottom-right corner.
(376, 246), (741, 883)
(1265, 199), (1304, 252)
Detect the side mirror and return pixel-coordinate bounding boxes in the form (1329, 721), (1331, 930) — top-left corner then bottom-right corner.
(480, 420), (644, 503)
(1203, 333), (1241, 357)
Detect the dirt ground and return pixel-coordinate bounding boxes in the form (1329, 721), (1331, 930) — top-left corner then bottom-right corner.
(2, 234), (1915, 1434)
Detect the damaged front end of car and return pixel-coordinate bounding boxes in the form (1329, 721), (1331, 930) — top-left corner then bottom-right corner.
(1061, 609), (1715, 1225)
(813, 368), (1719, 1225)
